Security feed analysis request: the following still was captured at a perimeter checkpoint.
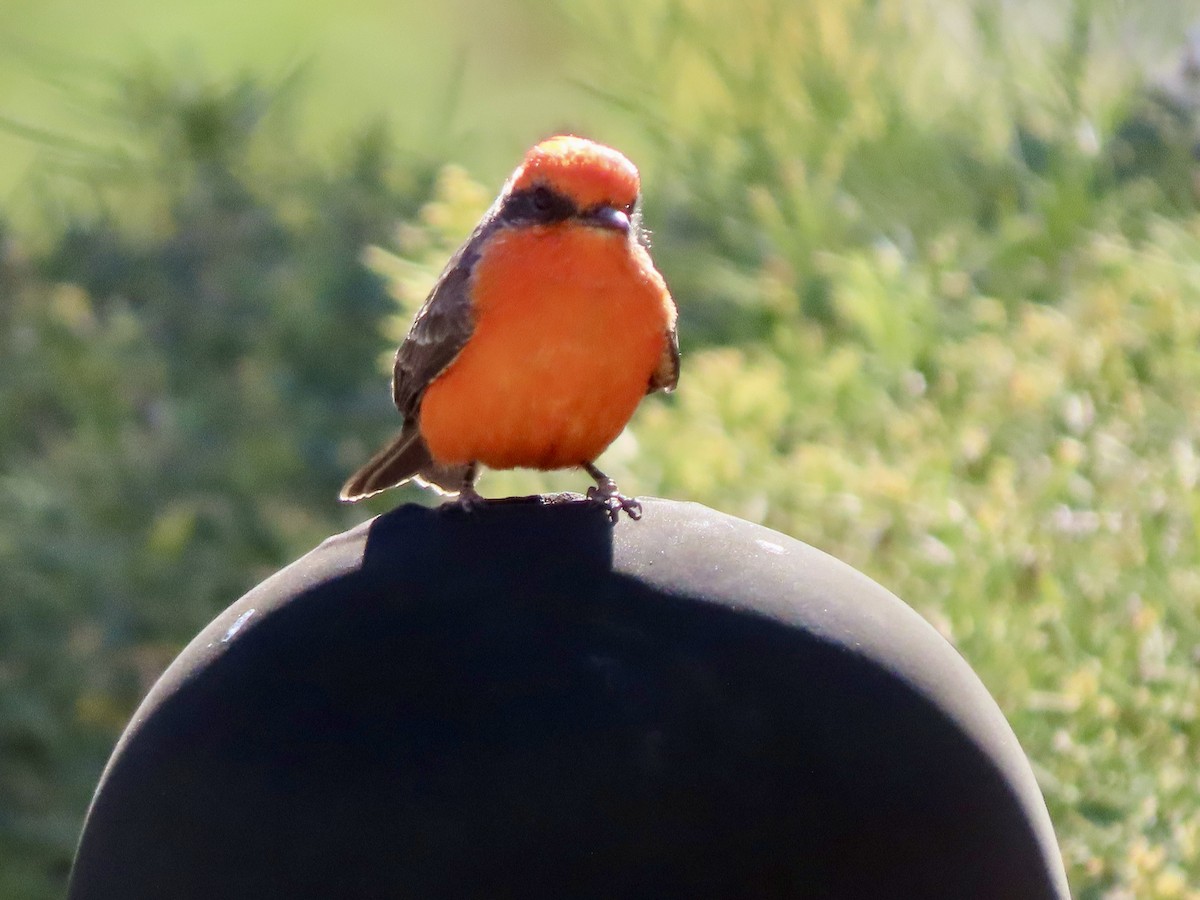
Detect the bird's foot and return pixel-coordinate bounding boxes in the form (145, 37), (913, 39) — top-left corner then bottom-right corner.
(447, 462), (484, 513)
(586, 477), (642, 523)
(456, 482), (486, 512)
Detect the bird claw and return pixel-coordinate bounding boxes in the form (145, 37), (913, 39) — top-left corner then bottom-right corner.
(456, 484), (485, 512)
(586, 479), (642, 523)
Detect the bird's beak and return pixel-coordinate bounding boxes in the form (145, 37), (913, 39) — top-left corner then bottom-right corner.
(583, 205), (631, 234)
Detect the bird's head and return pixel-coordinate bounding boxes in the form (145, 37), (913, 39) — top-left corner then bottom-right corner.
(497, 135), (642, 236)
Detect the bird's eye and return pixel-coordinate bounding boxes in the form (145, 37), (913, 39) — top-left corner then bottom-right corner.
(622, 199), (637, 216)
(531, 187), (554, 212)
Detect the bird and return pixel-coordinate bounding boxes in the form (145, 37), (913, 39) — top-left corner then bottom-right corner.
(340, 135), (679, 522)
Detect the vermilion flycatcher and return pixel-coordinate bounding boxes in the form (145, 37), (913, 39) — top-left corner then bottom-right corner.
(340, 136), (679, 521)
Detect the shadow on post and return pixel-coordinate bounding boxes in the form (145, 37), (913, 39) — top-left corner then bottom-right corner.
(69, 497), (1069, 899)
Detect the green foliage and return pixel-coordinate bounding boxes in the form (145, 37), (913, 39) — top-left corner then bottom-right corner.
(0, 59), (438, 896)
(3, 1), (1200, 897)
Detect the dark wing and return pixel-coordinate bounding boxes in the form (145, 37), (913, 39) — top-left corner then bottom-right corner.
(647, 322), (680, 394)
(392, 179), (582, 415)
(341, 210), (503, 502)
(392, 241), (480, 420)
(391, 180), (516, 418)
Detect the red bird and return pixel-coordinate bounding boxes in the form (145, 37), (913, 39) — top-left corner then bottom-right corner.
(340, 136), (679, 521)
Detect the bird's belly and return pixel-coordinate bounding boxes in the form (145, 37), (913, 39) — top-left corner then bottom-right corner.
(419, 229), (670, 470)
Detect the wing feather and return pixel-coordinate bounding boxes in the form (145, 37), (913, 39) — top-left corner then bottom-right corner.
(648, 325), (680, 394)
(392, 210), (505, 419)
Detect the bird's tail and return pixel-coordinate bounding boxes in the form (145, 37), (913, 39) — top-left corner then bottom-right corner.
(339, 424), (467, 501)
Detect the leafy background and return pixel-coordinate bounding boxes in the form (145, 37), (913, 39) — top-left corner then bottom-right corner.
(3, 0), (1200, 896)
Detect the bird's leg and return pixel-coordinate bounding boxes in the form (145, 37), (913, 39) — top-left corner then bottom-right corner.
(584, 462), (642, 523)
(457, 462), (484, 511)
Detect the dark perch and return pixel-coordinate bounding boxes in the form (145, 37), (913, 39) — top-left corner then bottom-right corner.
(69, 497), (1069, 899)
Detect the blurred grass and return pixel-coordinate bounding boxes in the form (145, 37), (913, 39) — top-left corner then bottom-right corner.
(0, 0), (609, 219)
(3, 0), (1200, 897)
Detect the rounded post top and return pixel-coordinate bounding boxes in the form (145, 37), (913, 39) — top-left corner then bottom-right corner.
(71, 497), (1068, 900)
